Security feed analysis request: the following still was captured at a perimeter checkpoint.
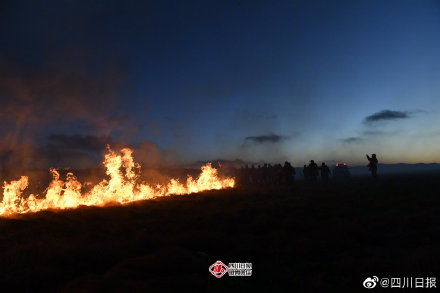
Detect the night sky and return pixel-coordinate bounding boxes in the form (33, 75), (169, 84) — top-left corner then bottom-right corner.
(1, 0), (440, 167)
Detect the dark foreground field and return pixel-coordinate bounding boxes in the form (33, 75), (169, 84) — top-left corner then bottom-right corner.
(1, 175), (440, 292)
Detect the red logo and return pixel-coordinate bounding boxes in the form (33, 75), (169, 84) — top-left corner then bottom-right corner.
(209, 260), (228, 278)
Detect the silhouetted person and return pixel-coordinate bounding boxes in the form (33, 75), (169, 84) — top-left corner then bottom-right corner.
(320, 162), (331, 182)
(308, 160), (319, 182)
(250, 165), (256, 184)
(366, 154), (378, 179)
(240, 164), (250, 186)
(282, 161), (295, 185)
(274, 164), (283, 185)
(267, 164), (274, 186)
(303, 165), (309, 181)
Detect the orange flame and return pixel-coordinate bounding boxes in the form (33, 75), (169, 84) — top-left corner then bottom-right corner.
(0, 147), (235, 216)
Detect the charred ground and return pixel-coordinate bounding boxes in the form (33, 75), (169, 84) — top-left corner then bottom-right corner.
(0, 174), (439, 291)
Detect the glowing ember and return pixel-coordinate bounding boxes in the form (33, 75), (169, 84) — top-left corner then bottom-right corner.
(0, 147), (235, 216)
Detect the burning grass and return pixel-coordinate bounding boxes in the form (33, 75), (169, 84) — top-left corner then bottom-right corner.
(0, 146), (235, 215)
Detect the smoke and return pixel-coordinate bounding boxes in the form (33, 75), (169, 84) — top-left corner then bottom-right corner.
(0, 58), (139, 170)
(0, 60), (126, 134)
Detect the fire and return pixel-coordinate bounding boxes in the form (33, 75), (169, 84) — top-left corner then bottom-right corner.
(0, 147), (235, 216)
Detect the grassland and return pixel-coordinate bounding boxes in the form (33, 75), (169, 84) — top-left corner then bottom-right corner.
(0, 174), (439, 292)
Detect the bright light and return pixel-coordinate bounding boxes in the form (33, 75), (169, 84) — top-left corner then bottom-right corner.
(0, 146), (235, 216)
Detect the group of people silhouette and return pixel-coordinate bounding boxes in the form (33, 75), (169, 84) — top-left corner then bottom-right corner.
(237, 162), (296, 187)
(235, 154), (378, 187)
(302, 160), (331, 182)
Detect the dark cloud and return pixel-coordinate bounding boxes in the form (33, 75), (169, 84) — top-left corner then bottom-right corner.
(362, 130), (386, 136)
(364, 110), (410, 123)
(0, 133), (177, 170)
(245, 134), (289, 144)
(46, 134), (113, 151)
(44, 134), (176, 168)
(0, 135), (115, 170)
(340, 137), (363, 144)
